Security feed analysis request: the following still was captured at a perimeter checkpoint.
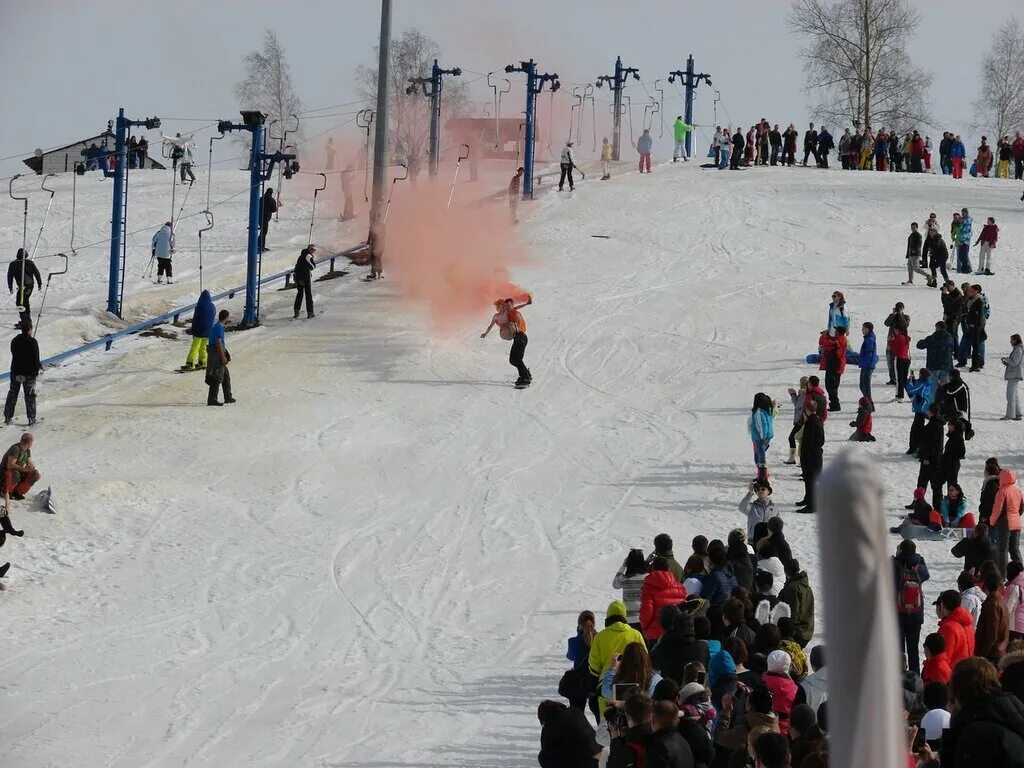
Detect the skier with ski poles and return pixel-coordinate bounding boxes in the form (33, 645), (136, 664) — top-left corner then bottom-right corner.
(7, 248), (42, 329)
(481, 296), (533, 388)
(151, 222), (175, 284)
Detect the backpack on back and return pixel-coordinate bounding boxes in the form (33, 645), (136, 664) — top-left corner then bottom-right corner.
(897, 564), (924, 614)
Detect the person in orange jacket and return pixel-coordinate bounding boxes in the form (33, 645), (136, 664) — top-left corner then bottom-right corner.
(935, 589), (975, 666)
(819, 327), (848, 412)
(990, 467), (1023, 576)
(638, 557), (687, 643)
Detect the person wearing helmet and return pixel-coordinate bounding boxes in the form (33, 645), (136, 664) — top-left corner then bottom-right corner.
(151, 221), (175, 284)
(559, 140), (576, 192)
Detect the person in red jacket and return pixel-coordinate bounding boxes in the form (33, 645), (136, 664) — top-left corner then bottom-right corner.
(819, 327), (848, 412)
(849, 396), (875, 441)
(891, 328), (912, 402)
(804, 375), (829, 423)
(935, 589), (976, 666)
(921, 632), (952, 684)
(639, 557), (687, 643)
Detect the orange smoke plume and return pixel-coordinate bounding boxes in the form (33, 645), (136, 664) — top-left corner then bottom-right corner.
(383, 181), (530, 332)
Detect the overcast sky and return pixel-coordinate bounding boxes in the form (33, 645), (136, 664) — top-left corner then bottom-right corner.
(1, 0), (1018, 176)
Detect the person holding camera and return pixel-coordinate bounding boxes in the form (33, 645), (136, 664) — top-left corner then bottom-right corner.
(605, 694), (654, 768)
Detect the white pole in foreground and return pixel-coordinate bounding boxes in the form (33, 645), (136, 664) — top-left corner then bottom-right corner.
(817, 450), (906, 768)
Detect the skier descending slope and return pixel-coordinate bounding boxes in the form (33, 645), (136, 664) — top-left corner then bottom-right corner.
(481, 296), (533, 388)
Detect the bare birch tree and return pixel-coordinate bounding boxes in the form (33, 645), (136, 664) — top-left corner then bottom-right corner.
(973, 17), (1024, 140)
(355, 28), (469, 173)
(789, 0), (931, 133)
(233, 30), (305, 153)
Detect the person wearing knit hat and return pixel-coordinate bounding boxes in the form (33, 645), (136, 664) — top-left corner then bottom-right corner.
(650, 612), (710, 685)
(587, 600), (646, 706)
(764, 650), (798, 735)
(893, 486), (935, 533)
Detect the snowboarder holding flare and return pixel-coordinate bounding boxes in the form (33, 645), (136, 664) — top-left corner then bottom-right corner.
(481, 296), (532, 387)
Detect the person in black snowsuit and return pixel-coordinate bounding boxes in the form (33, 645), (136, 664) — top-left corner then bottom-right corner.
(802, 123), (819, 166)
(537, 699), (602, 768)
(816, 128), (835, 168)
(769, 125), (782, 166)
(259, 187), (278, 253)
(731, 129), (744, 170)
(7, 249), (43, 329)
(917, 405), (946, 510)
(924, 232), (950, 286)
(4, 320), (41, 427)
(796, 400), (824, 514)
(292, 245), (317, 319)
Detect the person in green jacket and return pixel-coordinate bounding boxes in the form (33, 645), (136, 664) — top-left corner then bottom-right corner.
(673, 116), (693, 162)
(778, 559), (816, 648)
(649, 533), (685, 581)
(588, 600), (647, 715)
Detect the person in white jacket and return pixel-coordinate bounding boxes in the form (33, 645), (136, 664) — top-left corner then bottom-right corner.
(559, 141), (576, 191)
(1001, 333), (1024, 420)
(612, 549), (648, 628)
(151, 222), (175, 284)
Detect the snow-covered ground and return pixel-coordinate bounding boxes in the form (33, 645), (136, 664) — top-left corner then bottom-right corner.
(1, 158), (1023, 766)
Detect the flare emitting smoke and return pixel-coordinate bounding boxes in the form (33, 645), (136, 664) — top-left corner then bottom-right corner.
(382, 182), (530, 333)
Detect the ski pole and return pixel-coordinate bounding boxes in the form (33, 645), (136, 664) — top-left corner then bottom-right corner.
(447, 144), (470, 210)
(383, 163), (408, 224)
(307, 173), (327, 247)
(198, 210), (213, 293)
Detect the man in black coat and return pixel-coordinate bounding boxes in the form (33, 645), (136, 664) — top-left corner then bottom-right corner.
(802, 122), (819, 166)
(607, 694), (655, 768)
(292, 245), (317, 319)
(917, 405), (945, 510)
(952, 524), (995, 574)
(796, 401), (824, 514)
(7, 248), (43, 329)
(769, 125), (782, 166)
(730, 129), (744, 170)
(4, 320), (41, 426)
(651, 613), (710, 685)
(942, 282), (964, 347)
(958, 284), (986, 372)
(648, 700), (695, 768)
(924, 232), (950, 285)
(537, 699), (602, 768)
(259, 187), (279, 253)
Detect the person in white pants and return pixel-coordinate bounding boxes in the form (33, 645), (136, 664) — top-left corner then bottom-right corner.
(1002, 333), (1024, 420)
(974, 216), (999, 276)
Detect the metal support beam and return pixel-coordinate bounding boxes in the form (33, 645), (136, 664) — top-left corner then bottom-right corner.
(407, 59), (462, 177)
(669, 55), (712, 158)
(370, 0), (392, 222)
(596, 56), (639, 161)
(504, 59), (559, 200)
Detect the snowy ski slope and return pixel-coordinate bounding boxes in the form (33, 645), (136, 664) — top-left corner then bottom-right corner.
(1, 159), (1024, 766)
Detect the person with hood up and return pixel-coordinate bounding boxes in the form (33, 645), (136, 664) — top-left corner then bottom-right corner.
(975, 216), (999, 276)
(613, 549), (649, 629)
(588, 600), (647, 710)
(650, 612), (710, 684)
(259, 187), (278, 253)
(748, 392), (776, 482)
(558, 140), (577, 191)
(672, 116), (692, 162)
(849, 396), (875, 441)
(640, 557), (688, 644)
(1005, 561), (1024, 641)
(7, 248), (43, 328)
(952, 524), (995, 575)
(784, 377), (808, 464)
(1002, 334), (1024, 421)
(905, 368), (935, 454)
(917, 321), (955, 386)
(976, 569), (1010, 663)
(762, 650), (798, 736)
(894, 539), (931, 674)
(739, 479), (778, 540)
(919, 657), (1024, 768)
(796, 400), (824, 514)
(151, 221), (175, 284)
(637, 129), (654, 173)
(990, 466), (1023, 576)
(183, 289), (215, 371)
(935, 589), (976, 665)
(857, 321), (878, 405)
(819, 327), (847, 412)
(650, 533), (685, 582)
(702, 545), (738, 608)
(537, 699), (602, 768)
(815, 127), (834, 168)
(778, 559), (814, 647)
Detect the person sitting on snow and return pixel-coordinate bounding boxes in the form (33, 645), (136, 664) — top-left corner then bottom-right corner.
(1, 432), (39, 537)
(849, 396), (875, 441)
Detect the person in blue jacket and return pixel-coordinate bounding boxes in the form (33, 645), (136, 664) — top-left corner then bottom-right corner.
(749, 392), (776, 483)
(636, 128), (654, 173)
(184, 289), (215, 371)
(949, 135), (966, 178)
(916, 321), (955, 386)
(905, 368), (936, 455)
(857, 322), (879, 408)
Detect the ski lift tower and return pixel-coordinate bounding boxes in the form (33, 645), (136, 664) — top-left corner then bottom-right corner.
(504, 59), (560, 200)
(596, 56), (640, 161)
(406, 59), (462, 178)
(668, 55), (712, 159)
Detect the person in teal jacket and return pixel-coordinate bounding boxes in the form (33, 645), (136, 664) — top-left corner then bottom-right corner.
(673, 117), (693, 162)
(906, 368), (936, 454)
(749, 392), (776, 482)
